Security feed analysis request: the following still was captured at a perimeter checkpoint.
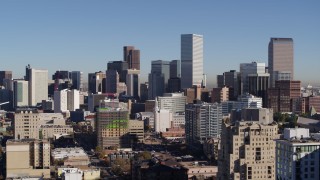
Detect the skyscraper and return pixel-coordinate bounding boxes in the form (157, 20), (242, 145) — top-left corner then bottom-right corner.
(268, 38), (294, 87)
(70, 71), (83, 91)
(148, 60), (170, 100)
(26, 66), (48, 106)
(126, 69), (140, 99)
(123, 46), (140, 70)
(13, 80), (29, 107)
(0, 70), (12, 86)
(181, 34), (203, 89)
(185, 102), (223, 147)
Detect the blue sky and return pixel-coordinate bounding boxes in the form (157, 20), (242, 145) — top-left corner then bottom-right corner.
(0, 1), (319, 86)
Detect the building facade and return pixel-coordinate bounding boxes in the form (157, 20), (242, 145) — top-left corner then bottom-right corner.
(185, 102), (223, 147)
(218, 120), (279, 180)
(181, 34), (203, 89)
(268, 38), (294, 87)
(6, 139), (51, 178)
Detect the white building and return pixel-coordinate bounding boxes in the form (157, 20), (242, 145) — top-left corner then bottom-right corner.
(154, 109), (172, 133)
(185, 102), (223, 146)
(27, 67), (48, 106)
(236, 93), (262, 109)
(59, 168), (83, 180)
(276, 128), (320, 180)
(240, 62), (267, 94)
(54, 89), (80, 113)
(155, 93), (186, 128)
(126, 69), (140, 99)
(13, 80), (29, 107)
(181, 34), (203, 89)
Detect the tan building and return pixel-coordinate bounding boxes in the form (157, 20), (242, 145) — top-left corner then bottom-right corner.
(96, 106), (130, 149)
(128, 120), (144, 143)
(40, 125), (73, 139)
(52, 147), (89, 166)
(218, 119), (280, 180)
(6, 139), (50, 178)
(14, 109), (72, 140)
(212, 86), (229, 103)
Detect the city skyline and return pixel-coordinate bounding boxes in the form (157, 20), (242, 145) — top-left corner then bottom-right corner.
(0, 1), (319, 86)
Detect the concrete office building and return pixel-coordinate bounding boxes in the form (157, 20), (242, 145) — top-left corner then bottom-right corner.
(170, 60), (181, 78)
(6, 139), (50, 178)
(148, 60), (170, 100)
(0, 70), (12, 86)
(268, 80), (301, 113)
(14, 109), (69, 140)
(154, 109), (172, 133)
(54, 89), (80, 113)
(217, 70), (241, 100)
(248, 73), (269, 107)
(181, 34), (203, 89)
(70, 71), (83, 91)
(155, 92), (187, 128)
(96, 101), (130, 149)
(26, 66), (48, 106)
(212, 86), (229, 103)
(268, 38), (294, 87)
(88, 71), (106, 94)
(13, 80), (29, 107)
(236, 93), (262, 109)
(124, 46), (140, 70)
(240, 62), (267, 95)
(218, 119), (279, 180)
(128, 120), (144, 143)
(107, 61), (129, 83)
(105, 69), (119, 94)
(126, 69), (140, 99)
(185, 102), (223, 147)
(276, 128), (320, 180)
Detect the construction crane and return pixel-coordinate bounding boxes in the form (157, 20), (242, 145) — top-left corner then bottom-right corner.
(0, 101), (9, 110)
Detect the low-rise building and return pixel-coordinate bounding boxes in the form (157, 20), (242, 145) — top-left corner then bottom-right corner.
(6, 139), (50, 179)
(52, 147), (89, 166)
(128, 120), (144, 143)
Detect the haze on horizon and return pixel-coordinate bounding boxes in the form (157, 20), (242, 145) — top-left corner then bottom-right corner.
(0, 1), (319, 87)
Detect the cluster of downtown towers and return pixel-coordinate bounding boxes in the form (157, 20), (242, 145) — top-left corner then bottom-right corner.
(0, 34), (293, 111)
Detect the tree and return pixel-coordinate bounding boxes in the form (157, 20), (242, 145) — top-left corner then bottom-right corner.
(111, 158), (131, 176)
(137, 151), (152, 161)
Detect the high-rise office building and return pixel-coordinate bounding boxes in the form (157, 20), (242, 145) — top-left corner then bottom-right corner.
(181, 34), (203, 89)
(217, 70), (240, 100)
(268, 80), (301, 113)
(0, 70), (12, 86)
(148, 60), (170, 100)
(123, 46), (140, 70)
(185, 102), (223, 147)
(54, 89), (80, 113)
(13, 80), (29, 107)
(155, 93), (187, 128)
(211, 86), (229, 103)
(70, 71), (83, 91)
(169, 60), (181, 78)
(26, 66), (48, 106)
(88, 71), (106, 94)
(107, 61), (129, 83)
(126, 69), (140, 99)
(268, 38), (294, 87)
(105, 69), (119, 94)
(218, 117), (279, 180)
(240, 62), (267, 94)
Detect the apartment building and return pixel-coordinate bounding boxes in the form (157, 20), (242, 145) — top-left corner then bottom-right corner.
(6, 139), (50, 178)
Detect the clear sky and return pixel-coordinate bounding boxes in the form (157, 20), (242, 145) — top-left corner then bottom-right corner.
(0, 1), (319, 86)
